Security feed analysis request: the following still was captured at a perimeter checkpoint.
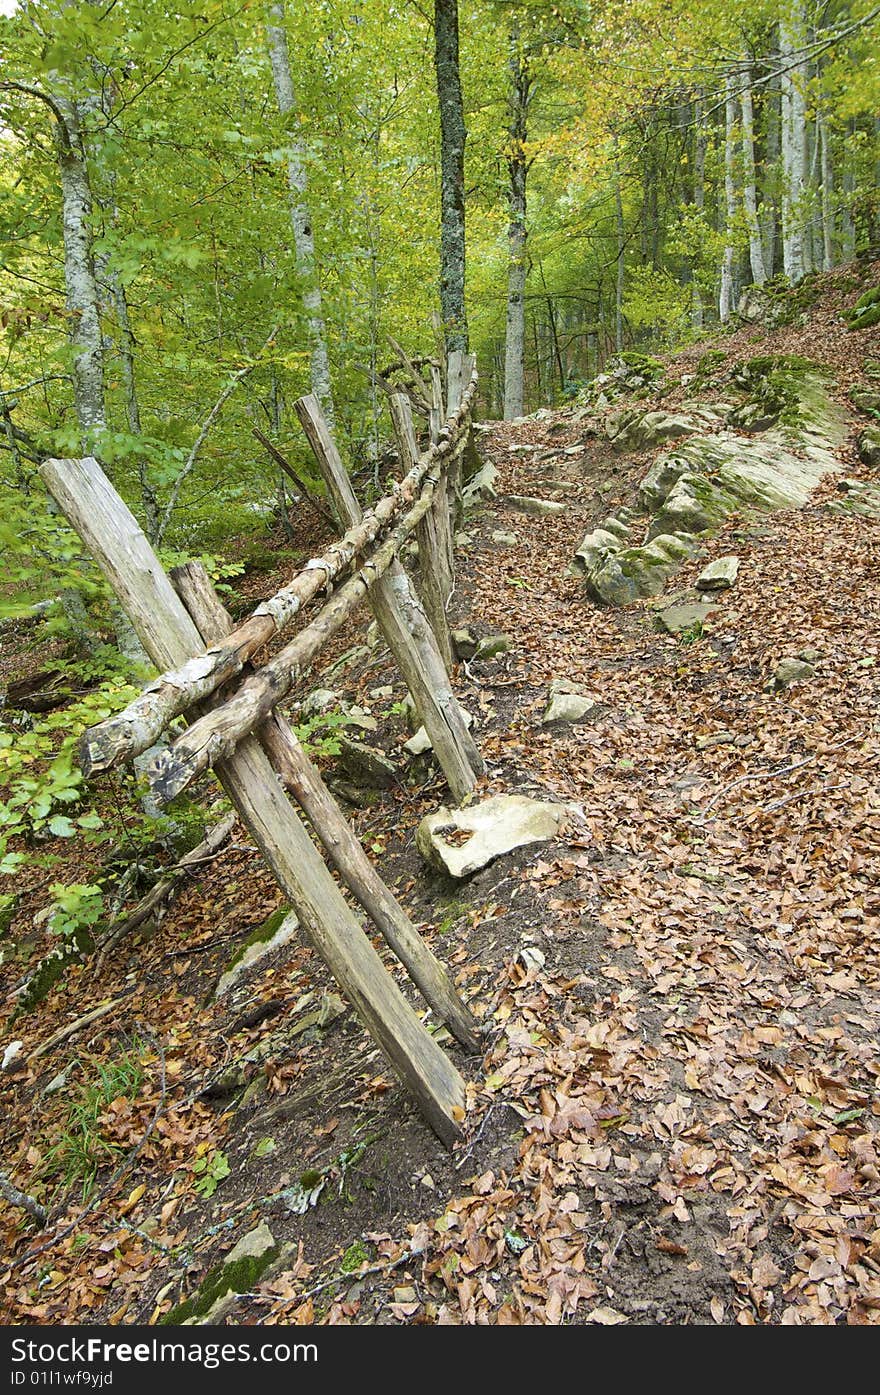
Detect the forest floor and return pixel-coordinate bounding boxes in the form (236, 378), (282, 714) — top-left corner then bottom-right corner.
(2, 264), (880, 1326)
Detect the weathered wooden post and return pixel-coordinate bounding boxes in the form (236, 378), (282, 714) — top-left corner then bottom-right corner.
(294, 394), (483, 803)
(389, 393), (454, 672)
(172, 561), (481, 1054)
(40, 455), (468, 1146)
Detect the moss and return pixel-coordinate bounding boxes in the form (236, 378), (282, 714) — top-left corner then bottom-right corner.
(224, 906), (290, 974)
(341, 1240), (371, 1273)
(619, 350), (665, 376)
(848, 302), (880, 332)
(13, 930), (94, 1018)
(853, 284), (880, 313)
(0, 895), (17, 938)
(160, 1246), (279, 1325)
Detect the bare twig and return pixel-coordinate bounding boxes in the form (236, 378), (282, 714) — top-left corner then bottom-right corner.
(0, 1172), (48, 1228)
(27, 996), (129, 1064)
(251, 426), (336, 529)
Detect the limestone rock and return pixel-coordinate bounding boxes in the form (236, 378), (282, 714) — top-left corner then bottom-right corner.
(417, 795), (569, 879)
(214, 910), (299, 1000)
(858, 426), (880, 467)
(474, 634), (511, 661)
(572, 527), (624, 575)
(300, 687), (338, 717)
(404, 710), (472, 758)
(491, 530), (518, 545)
(336, 737), (397, 788)
(585, 534), (696, 607)
(696, 555), (739, 591)
(849, 387), (880, 415)
(505, 495), (567, 517)
(462, 460), (498, 505)
(655, 601), (717, 635)
(542, 681), (601, 725)
(773, 657), (816, 689)
(451, 628), (478, 660)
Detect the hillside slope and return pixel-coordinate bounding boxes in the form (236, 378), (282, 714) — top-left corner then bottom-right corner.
(2, 263), (879, 1327)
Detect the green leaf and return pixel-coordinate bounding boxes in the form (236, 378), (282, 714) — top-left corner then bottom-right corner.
(47, 815), (76, 837)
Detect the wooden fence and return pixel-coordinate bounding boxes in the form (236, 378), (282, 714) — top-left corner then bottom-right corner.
(40, 349), (483, 1146)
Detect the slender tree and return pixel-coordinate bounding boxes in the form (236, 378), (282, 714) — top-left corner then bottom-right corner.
(434, 0), (468, 352)
(266, 0), (336, 426)
(503, 28), (531, 420)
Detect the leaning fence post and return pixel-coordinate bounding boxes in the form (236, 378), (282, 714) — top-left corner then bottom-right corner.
(39, 454), (467, 1146)
(172, 561), (481, 1054)
(389, 393), (454, 672)
(294, 395), (483, 803)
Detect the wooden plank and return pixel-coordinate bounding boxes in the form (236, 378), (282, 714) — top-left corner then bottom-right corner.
(294, 397), (483, 802)
(173, 562), (481, 1053)
(40, 455), (466, 1146)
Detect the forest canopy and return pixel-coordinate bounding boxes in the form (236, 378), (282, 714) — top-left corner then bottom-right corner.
(1, 0), (878, 588)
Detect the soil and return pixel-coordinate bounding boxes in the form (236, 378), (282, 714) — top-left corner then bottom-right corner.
(1, 262), (879, 1326)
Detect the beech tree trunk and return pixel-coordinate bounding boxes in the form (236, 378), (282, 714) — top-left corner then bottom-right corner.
(266, 1), (336, 425)
(780, 2), (808, 283)
(692, 94), (706, 329)
(819, 110), (835, 271)
(503, 34), (530, 420)
(741, 60), (768, 286)
(434, 0), (468, 352)
(53, 94), (105, 443)
(719, 74), (737, 322)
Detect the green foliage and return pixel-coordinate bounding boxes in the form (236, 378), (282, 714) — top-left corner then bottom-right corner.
(0, 675), (138, 871)
(46, 882), (104, 941)
(191, 1148), (231, 1198)
(292, 709), (356, 760)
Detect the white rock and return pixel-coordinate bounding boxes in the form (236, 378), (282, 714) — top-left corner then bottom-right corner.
(417, 795), (569, 879)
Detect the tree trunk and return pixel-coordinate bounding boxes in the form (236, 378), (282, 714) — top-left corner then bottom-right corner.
(719, 73), (737, 322)
(819, 110), (835, 271)
(53, 94), (105, 443)
(741, 59), (767, 285)
(434, 0), (468, 352)
(692, 94), (706, 329)
(763, 62), (780, 275)
(266, 1), (336, 426)
(503, 34), (529, 421)
(780, 2), (808, 283)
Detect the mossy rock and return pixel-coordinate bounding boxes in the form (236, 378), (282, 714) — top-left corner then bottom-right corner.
(848, 302), (880, 332)
(161, 1222), (279, 1325)
(225, 906), (291, 975)
(13, 930), (95, 1018)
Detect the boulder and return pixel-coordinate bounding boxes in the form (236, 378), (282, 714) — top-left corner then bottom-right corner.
(649, 473), (737, 537)
(451, 628), (478, 660)
(403, 710), (472, 758)
(542, 681), (601, 725)
(462, 460), (498, 505)
(417, 795), (569, 879)
(849, 387), (880, 415)
(474, 634), (511, 661)
(572, 526), (624, 575)
(584, 533), (696, 607)
(300, 687), (339, 717)
(696, 555), (739, 591)
(505, 495), (567, 517)
(336, 737), (397, 788)
(858, 427), (880, 468)
(491, 530), (518, 545)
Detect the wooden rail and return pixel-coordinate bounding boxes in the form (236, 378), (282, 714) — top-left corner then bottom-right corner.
(39, 346), (483, 1146)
